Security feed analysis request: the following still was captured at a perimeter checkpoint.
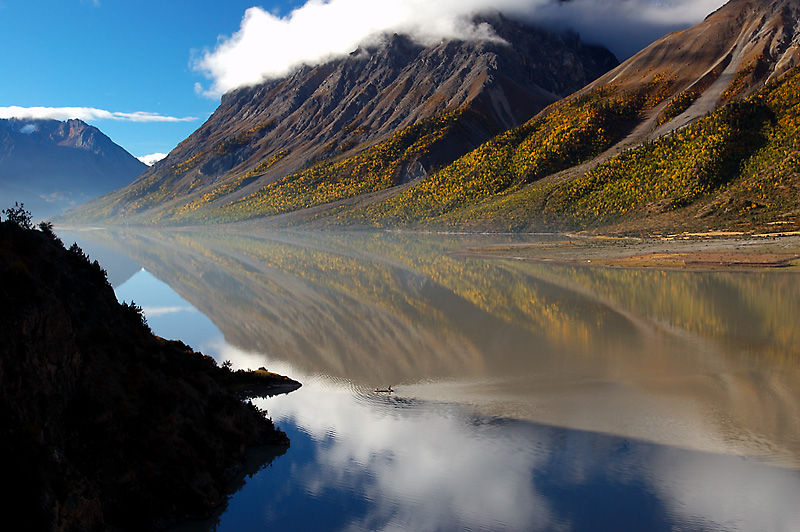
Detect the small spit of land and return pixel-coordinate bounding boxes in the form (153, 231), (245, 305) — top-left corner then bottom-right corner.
(0, 217), (299, 530)
(451, 232), (800, 272)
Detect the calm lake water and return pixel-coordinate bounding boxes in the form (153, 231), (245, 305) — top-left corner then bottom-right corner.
(60, 228), (800, 532)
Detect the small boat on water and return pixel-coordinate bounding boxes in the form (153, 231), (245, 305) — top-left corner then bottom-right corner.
(374, 385), (394, 394)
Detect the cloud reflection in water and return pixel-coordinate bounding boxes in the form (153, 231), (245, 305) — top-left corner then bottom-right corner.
(217, 345), (800, 532)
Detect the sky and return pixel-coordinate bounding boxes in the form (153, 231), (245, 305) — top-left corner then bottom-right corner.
(0, 0), (726, 162)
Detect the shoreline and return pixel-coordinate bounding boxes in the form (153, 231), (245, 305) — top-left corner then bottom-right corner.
(54, 222), (800, 272)
(450, 233), (800, 272)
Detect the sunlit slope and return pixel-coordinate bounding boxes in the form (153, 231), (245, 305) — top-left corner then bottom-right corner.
(162, 109), (492, 224)
(314, 64), (799, 232)
(64, 109), (495, 225)
(429, 68), (800, 232)
(326, 79), (670, 226)
(267, 0), (800, 232)
(318, 0), (800, 232)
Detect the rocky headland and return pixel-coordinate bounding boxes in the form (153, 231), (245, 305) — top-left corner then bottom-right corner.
(0, 214), (299, 530)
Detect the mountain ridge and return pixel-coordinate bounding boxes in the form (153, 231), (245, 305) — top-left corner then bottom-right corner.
(64, 16), (618, 224)
(0, 118), (146, 219)
(303, 0), (800, 233)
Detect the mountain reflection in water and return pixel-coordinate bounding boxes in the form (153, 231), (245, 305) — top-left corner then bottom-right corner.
(65, 228), (800, 531)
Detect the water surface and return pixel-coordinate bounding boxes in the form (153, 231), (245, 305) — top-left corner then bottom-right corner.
(64, 228), (800, 531)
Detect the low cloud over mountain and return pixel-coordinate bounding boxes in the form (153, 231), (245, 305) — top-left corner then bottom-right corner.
(194, 0), (726, 96)
(136, 152), (168, 166)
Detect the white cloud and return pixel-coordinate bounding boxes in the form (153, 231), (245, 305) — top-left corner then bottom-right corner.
(0, 106), (197, 123)
(531, 0), (728, 59)
(193, 0), (522, 97)
(194, 0), (727, 97)
(137, 152), (169, 166)
(19, 124), (37, 135)
(141, 305), (197, 317)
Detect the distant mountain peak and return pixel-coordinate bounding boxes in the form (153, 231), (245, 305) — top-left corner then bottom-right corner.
(0, 118), (146, 219)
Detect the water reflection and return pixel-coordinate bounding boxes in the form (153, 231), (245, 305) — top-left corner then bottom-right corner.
(195, 344), (800, 532)
(65, 228), (800, 467)
(62, 227), (800, 531)
(58, 229), (140, 287)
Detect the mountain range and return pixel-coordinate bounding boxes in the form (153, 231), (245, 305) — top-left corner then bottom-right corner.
(64, 0), (800, 234)
(0, 118), (146, 219)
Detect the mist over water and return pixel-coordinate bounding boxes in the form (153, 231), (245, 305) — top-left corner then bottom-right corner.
(66, 228), (800, 532)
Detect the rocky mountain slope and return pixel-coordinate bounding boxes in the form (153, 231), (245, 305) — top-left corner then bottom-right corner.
(314, 0), (800, 233)
(0, 118), (146, 219)
(64, 16), (617, 224)
(583, 0), (800, 138)
(0, 216), (298, 530)
(65, 0), (800, 234)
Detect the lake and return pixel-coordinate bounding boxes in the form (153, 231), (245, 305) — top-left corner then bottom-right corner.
(60, 228), (800, 532)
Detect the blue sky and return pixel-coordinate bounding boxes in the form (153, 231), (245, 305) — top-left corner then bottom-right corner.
(0, 1), (304, 159)
(1, 0), (724, 162)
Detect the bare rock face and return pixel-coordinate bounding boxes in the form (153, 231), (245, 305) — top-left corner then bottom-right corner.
(0, 118), (146, 219)
(84, 16), (617, 221)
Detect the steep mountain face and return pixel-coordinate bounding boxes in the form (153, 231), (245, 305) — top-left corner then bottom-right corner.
(68, 1), (800, 234)
(313, 0), (800, 234)
(0, 118), (146, 219)
(67, 16), (617, 224)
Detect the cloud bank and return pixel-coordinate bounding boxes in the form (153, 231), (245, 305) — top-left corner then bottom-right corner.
(137, 153), (169, 166)
(532, 0), (727, 59)
(0, 106), (196, 123)
(194, 0), (727, 96)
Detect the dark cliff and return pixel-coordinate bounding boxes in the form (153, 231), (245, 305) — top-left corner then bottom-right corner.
(0, 218), (296, 530)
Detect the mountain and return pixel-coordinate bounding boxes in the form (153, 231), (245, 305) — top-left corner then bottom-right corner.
(64, 16), (617, 224)
(66, 1), (800, 234)
(583, 0), (800, 135)
(0, 118), (146, 219)
(315, 0), (800, 233)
